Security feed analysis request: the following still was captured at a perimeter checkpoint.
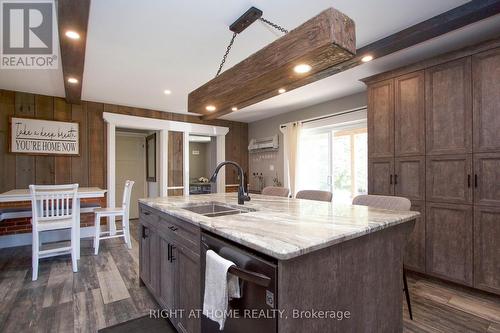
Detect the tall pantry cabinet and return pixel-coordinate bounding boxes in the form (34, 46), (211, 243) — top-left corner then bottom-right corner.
(363, 40), (500, 295)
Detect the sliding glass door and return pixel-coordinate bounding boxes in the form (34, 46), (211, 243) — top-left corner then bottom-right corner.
(298, 110), (367, 203)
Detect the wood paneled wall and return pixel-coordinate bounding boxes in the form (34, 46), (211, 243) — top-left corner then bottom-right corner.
(0, 89), (248, 193)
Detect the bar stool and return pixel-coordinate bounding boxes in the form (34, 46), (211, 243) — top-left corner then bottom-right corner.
(30, 184), (79, 281)
(93, 180), (135, 255)
(296, 190), (333, 202)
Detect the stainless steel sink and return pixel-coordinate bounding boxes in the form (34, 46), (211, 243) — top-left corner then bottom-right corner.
(181, 201), (255, 217)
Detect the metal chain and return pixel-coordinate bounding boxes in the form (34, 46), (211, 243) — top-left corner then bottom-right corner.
(215, 32), (238, 77)
(259, 17), (289, 34)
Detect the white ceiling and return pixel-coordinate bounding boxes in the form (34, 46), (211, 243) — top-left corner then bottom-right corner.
(1, 0), (498, 123)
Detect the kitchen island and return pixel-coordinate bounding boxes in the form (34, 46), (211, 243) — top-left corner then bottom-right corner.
(138, 193), (419, 333)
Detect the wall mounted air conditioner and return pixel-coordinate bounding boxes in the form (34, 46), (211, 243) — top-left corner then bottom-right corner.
(248, 134), (279, 153)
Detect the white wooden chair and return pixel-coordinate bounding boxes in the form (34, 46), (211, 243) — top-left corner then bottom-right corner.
(93, 180), (135, 255)
(30, 184), (79, 281)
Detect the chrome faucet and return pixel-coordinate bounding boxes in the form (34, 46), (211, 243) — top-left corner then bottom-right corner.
(209, 161), (250, 205)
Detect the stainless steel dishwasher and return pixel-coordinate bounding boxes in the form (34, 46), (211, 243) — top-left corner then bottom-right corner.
(201, 232), (278, 333)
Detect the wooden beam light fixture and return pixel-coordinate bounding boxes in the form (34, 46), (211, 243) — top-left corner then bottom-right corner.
(188, 7), (356, 119)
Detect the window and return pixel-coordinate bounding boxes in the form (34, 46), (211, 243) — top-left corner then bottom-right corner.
(297, 110), (367, 203)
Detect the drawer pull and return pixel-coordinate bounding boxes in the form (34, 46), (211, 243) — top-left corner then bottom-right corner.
(143, 211), (151, 216)
(169, 226), (178, 232)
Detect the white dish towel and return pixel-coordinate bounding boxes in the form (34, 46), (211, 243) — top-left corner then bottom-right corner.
(203, 249), (241, 330)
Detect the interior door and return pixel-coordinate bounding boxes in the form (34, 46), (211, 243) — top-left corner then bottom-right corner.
(425, 58), (472, 155)
(368, 79), (394, 158)
(116, 133), (146, 219)
(472, 47), (500, 152)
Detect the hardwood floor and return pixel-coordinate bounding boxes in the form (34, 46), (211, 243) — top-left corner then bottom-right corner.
(0, 220), (498, 332)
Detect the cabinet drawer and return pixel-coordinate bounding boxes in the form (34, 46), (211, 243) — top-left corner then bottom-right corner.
(159, 214), (200, 253)
(140, 205), (159, 225)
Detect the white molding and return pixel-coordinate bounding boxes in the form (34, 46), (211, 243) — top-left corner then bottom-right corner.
(216, 135), (226, 193)
(0, 227), (96, 249)
(103, 112), (229, 200)
(183, 132), (190, 196)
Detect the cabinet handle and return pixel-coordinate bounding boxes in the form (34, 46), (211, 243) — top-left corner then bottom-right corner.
(394, 174), (398, 185)
(170, 245), (177, 262)
(167, 243), (171, 261)
(474, 174), (478, 188)
(142, 226), (148, 239)
(143, 211), (150, 216)
(169, 226), (178, 232)
(468, 174), (471, 188)
(390, 174), (393, 185)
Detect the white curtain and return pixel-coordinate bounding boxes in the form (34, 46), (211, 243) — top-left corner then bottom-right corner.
(281, 122), (301, 196)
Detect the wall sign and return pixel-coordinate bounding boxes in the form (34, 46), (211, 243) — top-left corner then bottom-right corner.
(10, 117), (79, 155)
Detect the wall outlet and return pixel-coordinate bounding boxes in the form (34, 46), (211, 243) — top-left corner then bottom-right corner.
(269, 164), (274, 171)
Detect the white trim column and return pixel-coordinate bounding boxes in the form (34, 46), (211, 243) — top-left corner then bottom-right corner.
(106, 122), (117, 235)
(216, 135), (226, 193)
(183, 132), (190, 196)
(160, 129), (168, 197)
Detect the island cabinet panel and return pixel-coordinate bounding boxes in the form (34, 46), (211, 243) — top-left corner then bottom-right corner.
(473, 153), (500, 206)
(426, 202), (473, 286)
(425, 57), (472, 155)
(405, 200), (425, 273)
(278, 221), (413, 333)
(474, 206), (500, 294)
(472, 47), (500, 152)
(394, 71), (425, 156)
(368, 158), (394, 195)
(426, 154), (472, 204)
(139, 203), (201, 333)
(394, 156), (425, 201)
(368, 79), (394, 158)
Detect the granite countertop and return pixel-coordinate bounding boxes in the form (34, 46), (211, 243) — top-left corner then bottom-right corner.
(139, 193), (419, 260)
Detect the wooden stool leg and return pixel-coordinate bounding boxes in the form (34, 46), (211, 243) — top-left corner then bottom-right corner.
(71, 225), (78, 272)
(123, 216), (132, 249)
(32, 230), (39, 281)
(94, 213), (101, 255)
(403, 267), (413, 320)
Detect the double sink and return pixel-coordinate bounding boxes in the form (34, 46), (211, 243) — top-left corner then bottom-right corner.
(181, 201), (256, 218)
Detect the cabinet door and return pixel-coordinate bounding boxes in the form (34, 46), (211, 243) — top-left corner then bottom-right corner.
(139, 224), (151, 287)
(474, 206), (500, 294)
(472, 47), (500, 152)
(426, 154), (472, 204)
(368, 79), (394, 158)
(395, 71), (425, 156)
(395, 156), (425, 201)
(426, 203), (473, 286)
(175, 245), (201, 333)
(474, 153), (500, 206)
(159, 236), (176, 312)
(149, 230), (160, 296)
(425, 58), (472, 155)
(404, 201), (425, 273)
(368, 158), (394, 195)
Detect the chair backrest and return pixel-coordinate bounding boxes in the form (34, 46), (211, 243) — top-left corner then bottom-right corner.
(352, 194), (411, 211)
(261, 186), (290, 197)
(296, 190), (333, 202)
(29, 184), (79, 226)
(121, 180), (135, 214)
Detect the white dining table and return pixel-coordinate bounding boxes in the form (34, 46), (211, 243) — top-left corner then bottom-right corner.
(0, 187), (107, 259)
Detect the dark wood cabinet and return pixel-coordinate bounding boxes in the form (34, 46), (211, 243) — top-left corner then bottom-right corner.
(426, 202), (473, 286)
(139, 203), (201, 333)
(405, 200), (425, 273)
(395, 156), (425, 201)
(425, 58), (472, 155)
(175, 244), (201, 333)
(368, 158), (394, 195)
(394, 71), (425, 156)
(474, 206), (500, 294)
(368, 79), (394, 158)
(472, 47), (500, 152)
(426, 154), (472, 204)
(474, 153), (500, 206)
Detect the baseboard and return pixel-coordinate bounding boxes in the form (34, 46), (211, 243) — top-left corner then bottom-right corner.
(0, 226), (96, 249)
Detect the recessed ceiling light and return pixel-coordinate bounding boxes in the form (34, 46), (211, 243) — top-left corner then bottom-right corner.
(164, 89), (172, 95)
(361, 55), (374, 63)
(293, 64), (312, 74)
(65, 30), (80, 40)
(206, 105), (216, 112)
(231, 107), (238, 111)
(67, 77), (78, 84)
(278, 88), (286, 94)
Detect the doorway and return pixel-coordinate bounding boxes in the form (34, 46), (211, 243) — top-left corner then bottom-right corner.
(188, 135), (217, 195)
(116, 130), (148, 219)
